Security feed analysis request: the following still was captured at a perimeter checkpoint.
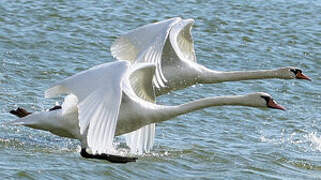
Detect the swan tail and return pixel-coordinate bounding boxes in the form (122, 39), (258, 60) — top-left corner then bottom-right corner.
(6, 110), (51, 127)
(4, 118), (30, 126)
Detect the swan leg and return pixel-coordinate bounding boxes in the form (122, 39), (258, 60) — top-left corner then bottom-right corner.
(80, 148), (137, 163)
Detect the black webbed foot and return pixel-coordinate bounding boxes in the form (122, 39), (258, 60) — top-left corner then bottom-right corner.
(9, 107), (32, 118)
(9, 105), (61, 118)
(80, 148), (137, 163)
(49, 105), (62, 111)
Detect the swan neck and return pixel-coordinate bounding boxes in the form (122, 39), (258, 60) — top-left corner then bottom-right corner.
(154, 95), (249, 123)
(198, 67), (280, 84)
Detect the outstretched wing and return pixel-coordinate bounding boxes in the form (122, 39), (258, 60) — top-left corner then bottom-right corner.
(125, 63), (156, 102)
(45, 61), (130, 154)
(169, 18), (196, 63)
(122, 63), (156, 154)
(111, 17), (182, 88)
(125, 124), (155, 154)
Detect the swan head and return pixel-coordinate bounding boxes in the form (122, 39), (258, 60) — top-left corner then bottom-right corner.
(243, 92), (286, 110)
(276, 67), (311, 80)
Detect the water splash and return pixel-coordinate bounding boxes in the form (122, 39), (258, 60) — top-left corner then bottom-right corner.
(260, 130), (321, 153)
(305, 132), (321, 152)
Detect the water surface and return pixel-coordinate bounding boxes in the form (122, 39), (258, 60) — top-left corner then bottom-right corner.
(1, 0), (321, 179)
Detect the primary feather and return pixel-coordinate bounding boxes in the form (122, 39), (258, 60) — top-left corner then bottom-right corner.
(45, 61), (129, 154)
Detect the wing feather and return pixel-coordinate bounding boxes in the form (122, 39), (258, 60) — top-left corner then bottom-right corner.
(111, 17), (182, 88)
(125, 124), (155, 154)
(122, 63), (157, 154)
(45, 61), (129, 154)
(169, 18), (197, 63)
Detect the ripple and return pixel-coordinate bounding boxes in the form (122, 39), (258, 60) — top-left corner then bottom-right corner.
(1, 0), (321, 179)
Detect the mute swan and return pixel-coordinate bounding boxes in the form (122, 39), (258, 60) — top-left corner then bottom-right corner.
(111, 18), (309, 155)
(111, 17), (311, 96)
(8, 61), (285, 163)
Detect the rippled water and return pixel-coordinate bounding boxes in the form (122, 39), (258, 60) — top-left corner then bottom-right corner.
(1, 0), (321, 179)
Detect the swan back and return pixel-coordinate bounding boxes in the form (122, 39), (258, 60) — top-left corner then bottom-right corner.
(61, 94), (78, 116)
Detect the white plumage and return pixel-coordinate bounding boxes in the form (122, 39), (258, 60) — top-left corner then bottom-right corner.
(111, 17), (310, 96)
(7, 61), (286, 156)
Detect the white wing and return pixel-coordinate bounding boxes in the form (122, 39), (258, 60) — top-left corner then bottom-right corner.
(126, 63), (156, 101)
(169, 18), (196, 63)
(125, 124), (155, 154)
(111, 17), (182, 88)
(122, 63), (157, 154)
(45, 61), (130, 154)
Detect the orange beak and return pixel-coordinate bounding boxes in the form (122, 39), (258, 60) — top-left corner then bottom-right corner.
(296, 72), (311, 81)
(268, 99), (286, 111)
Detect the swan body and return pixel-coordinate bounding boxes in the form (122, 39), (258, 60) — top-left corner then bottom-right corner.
(111, 17), (311, 96)
(8, 61), (285, 156)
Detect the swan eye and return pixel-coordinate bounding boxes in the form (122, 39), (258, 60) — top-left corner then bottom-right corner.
(290, 68), (302, 75)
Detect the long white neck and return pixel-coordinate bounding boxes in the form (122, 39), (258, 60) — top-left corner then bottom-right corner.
(150, 95), (258, 124)
(197, 66), (286, 84)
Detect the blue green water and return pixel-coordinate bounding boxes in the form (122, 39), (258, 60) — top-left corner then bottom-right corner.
(1, 0), (321, 179)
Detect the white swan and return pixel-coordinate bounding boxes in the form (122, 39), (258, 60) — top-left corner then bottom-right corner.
(111, 17), (311, 96)
(8, 61), (285, 162)
(111, 17), (309, 155)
